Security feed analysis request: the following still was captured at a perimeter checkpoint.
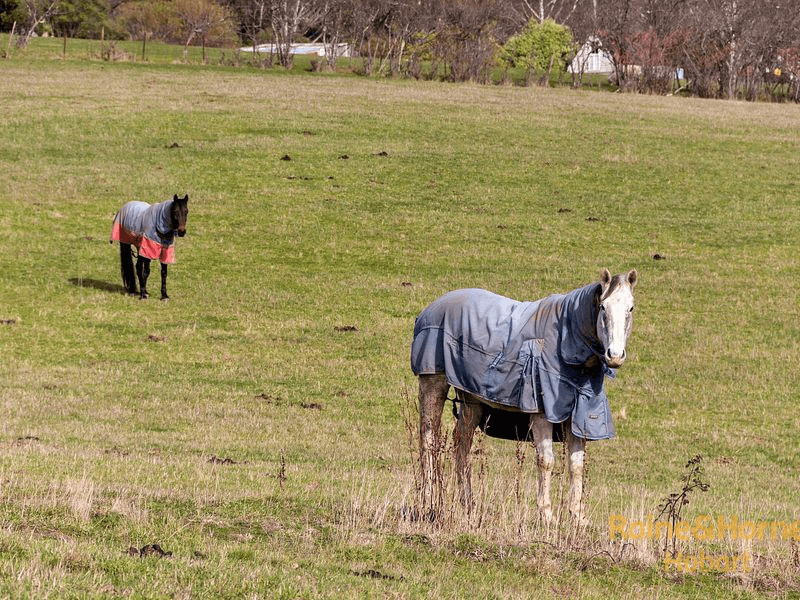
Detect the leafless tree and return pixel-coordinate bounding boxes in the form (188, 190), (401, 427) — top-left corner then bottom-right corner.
(690, 0), (752, 98)
(678, 0), (792, 99)
(174, 0), (237, 59)
(16, 0), (62, 47)
(510, 0), (583, 26)
(117, 0), (181, 43)
(349, 0), (419, 76)
(593, 0), (637, 88)
(317, 0), (356, 69)
(592, 0), (686, 93)
(269, 0), (322, 68)
(429, 0), (499, 82)
(774, 0), (800, 101)
(229, 0), (270, 52)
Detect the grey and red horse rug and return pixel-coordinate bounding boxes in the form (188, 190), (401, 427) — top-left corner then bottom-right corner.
(411, 284), (616, 441)
(110, 200), (177, 264)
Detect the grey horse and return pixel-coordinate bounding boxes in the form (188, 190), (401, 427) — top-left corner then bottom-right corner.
(411, 269), (637, 523)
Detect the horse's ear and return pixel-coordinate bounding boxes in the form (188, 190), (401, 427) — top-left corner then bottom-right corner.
(600, 268), (612, 290)
(627, 269), (638, 288)
(173, 194), (179, 201)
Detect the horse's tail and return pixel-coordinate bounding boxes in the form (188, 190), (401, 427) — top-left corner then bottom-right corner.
(119, 243), (137, 294)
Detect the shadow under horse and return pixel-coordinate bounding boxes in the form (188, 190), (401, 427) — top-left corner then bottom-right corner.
(68, 278), (126, 294)
(109, 194), (188, 300)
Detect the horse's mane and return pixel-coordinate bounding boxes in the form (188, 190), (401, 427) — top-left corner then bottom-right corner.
(599, 274), (627, 301)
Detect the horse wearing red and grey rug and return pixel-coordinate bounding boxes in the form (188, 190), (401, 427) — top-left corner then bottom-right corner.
(110, 194), (188, 300)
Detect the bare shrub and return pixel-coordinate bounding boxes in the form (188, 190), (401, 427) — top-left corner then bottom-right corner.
(429, 24), (497, 84)
(96, 41), (134, 61)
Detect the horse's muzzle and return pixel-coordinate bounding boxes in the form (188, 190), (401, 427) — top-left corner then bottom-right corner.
(177, 229), (186, 237)
(605, 348), (626, 368)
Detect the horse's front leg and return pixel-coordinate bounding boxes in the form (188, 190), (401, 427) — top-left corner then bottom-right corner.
(530, 413), (555, 526)
(566, 428), (588, 526)
(136, 256), (151, 299)
(418, 373), (448, 518)
(160, 263), (169, 301)
(453, 397), (483, 511)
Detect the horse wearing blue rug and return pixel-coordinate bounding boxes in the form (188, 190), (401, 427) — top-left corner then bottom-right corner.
(110, 194), (189, 300)
(411, 269), (637, 524)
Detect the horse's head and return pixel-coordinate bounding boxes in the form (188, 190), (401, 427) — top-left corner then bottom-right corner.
(170, 194), (189, 237)
(596, 268), (637, 368)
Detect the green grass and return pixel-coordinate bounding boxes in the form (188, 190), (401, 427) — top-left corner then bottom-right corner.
(1, 38), (799, 598)
(0, 32), (356, 74)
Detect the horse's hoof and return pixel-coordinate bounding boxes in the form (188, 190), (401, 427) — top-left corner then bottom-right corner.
(160, 296), (169, 302)
(140, 293), (149, 300)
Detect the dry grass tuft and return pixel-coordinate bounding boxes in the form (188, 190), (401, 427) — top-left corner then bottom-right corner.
(336, 389), (800, 594)
(64, 477), (95, 522)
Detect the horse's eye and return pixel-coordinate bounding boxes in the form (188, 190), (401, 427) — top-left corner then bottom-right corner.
(629, 306), (635, 313)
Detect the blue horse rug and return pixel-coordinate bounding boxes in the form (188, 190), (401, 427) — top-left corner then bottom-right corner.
(110, 200), (176, 264)
(411, 285), (616, 441)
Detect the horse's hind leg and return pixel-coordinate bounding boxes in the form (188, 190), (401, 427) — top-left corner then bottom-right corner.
(530, 413), (555, 525)
(566, 427), (588, 526)
(453, 395), (483, 510)
(418, 373), (448, 517)
(136, 256), (151, 299)
(119, 243), (137, 294)
(160, 263), (169, 301)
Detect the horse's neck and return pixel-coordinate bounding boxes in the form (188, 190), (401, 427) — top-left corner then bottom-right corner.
(581, 290), (604, 373)
(155, 201), (174, 237)
(569, 286), (602, 362)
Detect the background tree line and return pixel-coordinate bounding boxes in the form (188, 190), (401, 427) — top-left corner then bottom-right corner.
(3, 0), (800, 101)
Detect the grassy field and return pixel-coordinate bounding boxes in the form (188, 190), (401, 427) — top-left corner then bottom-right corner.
(1, 36), (799, 598)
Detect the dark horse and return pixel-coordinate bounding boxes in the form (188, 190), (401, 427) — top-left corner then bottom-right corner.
(110, 194), (189, 300)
